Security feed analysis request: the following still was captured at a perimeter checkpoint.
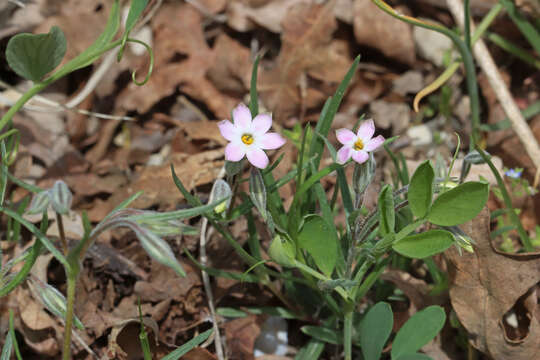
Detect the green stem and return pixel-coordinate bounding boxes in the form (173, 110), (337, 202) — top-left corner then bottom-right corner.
(293, 260), (349, 301)
(476, 147), (533, 251)
(344, 309), (353, 360)
(0, 82), (47, 132)
(464, 0), (471, 49)
(371, 0), (480, 149)
(62, 272), (77, 360)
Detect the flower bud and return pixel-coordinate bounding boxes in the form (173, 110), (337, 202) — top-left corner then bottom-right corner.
(210, 179), (232, 215)
(464, 150), (489, 165)
(27, 190), (51, 215)
(268, 235), (296, 267)
(50, 180), (72, 215)
(28, 278), (85, 330)
(446, 226), (474, 254)
(249, 168), (267, 220)
(353, 153), (376, 199)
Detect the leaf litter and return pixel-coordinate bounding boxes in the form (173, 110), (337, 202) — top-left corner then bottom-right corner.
(1, 0), (539, 359)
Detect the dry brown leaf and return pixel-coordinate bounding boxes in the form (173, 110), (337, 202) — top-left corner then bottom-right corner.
(259, 0), (351, 122)
(446, 208), (540, 359)
(17, 288), (61, 357)
(87, 149), (223, 221)
(353, 0), (415, 65)
(207, 33), (252, 95)
(134, 262), (201, 303)
(34, 0), (113, 64)
(224, 315), (262, 360)
(117, 2), (236, 118)
(227, 0), (312, 33)
(183, 347), (218, 360)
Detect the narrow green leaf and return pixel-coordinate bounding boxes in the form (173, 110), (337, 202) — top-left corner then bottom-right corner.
(297, 215), (338, 276)
(0, 207), (68, 269)
(358, 302), (393, 360)
(9, 310), (22, 360)
(170, 164), (201, 206)
(124, 0), (148, 35)
(128, 198), (227, 222)
(378, 185), (395, 236)
(309, 55), (360, 169)
(0, 327), (13, 360)
(295, 339), (324, 360)
(216, 308), (248, 318)
(241, 306), (300, 319)
(249, 55), (261, 116)
(301, 325), (340, 345)
(428, 182), (488, 226)
(408, 160), (435, 218)
(160, 328), (213, 360)
(392, 230), (455, 259)
(498, 0), (540, 55)
(391, 306), (446, 360)
(60, 0), (121, 72)
(6, 26), (66, 81)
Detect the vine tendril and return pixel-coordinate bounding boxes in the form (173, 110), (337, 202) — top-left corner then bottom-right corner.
(125, 38), (154, 86)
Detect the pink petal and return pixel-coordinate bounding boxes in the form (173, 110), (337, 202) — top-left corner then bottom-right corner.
(252, 114), (272, 135)
(336, 128), (355, 145)
(218, 120), (236, 141)
(337, 146), (352, 164)
(259, 132), (286, 150)
(364, 135), (385, 151)
(224, 143), (246, 162)
(232, 104), (252, 130)
(357, 119), (375, 141)
(352, 150), (369, 164)
(246, 147), (269, 169)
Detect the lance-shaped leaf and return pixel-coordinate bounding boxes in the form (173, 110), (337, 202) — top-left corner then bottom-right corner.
(28, 278), (84, 330)
(249, 168), (267, 220)
(378, 185), (395, 236)
(392, 230), (455, 259)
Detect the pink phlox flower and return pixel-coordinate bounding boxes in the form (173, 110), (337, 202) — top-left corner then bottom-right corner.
(336, 119), (385, 164)
(218, 104), (286, 169)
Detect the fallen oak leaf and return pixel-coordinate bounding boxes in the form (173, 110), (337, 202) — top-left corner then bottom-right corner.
(446, 207), (540, 359)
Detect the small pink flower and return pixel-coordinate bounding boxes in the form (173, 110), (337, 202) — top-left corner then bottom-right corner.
(218, 104), (286, 169)
(336, 119), (385, 164)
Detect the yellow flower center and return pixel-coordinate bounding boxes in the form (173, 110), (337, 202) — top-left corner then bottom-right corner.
(241, 134), (254, 145)
(353, 138), (364, 151)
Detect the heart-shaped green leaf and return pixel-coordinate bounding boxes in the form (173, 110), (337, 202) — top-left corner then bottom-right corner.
(298, 215), (338, 276)
(6, 26), (66, 82)
(408, 160), (434, 218)
(428, 181), (488, 226)
(393, 230), (455, 259)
